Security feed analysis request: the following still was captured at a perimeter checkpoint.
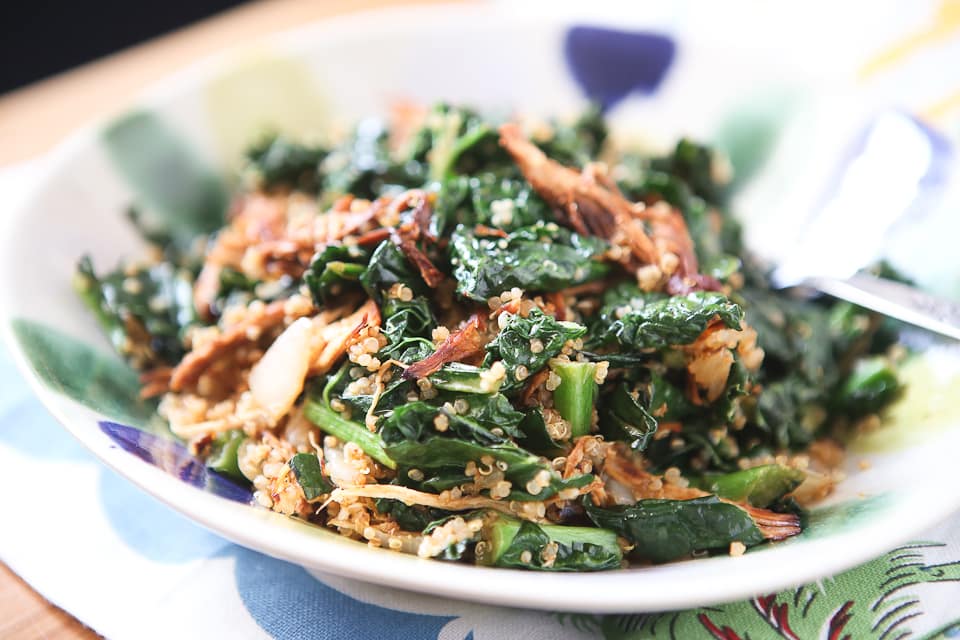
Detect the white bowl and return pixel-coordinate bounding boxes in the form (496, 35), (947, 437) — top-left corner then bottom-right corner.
(3, 4), (960, 613)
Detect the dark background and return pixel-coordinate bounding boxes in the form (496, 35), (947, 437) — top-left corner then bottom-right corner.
(0, 0), (247, 93)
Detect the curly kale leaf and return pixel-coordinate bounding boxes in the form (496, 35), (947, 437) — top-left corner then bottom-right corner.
(303, 384), (396, 469)
(385, 438), (594, 501)
(599, 383), (658, 452)
(379, 401), (511, 447)
(449, 222), (610, 302)
(304, 244), (370, 305)
(207, 268), (299, 318)
(469, 174), (553, 230)
(650, 138), (728, 205)
(536, 104), (608, 167)
(288, 452), (332, 500)
(584, 495), (764, 562)
(515, 409), (566, 456)
(244, 134), (326, 192)
(322, 118), (425, 200)
(592, 285), (742, 350)
(379, 296), (435, 362)
(360, 239), (428, 302)
(74, 255), (198, 368)
(428, 363), (504, 395)
(485, 307), (588, 393)
(405, 104), (509, 181)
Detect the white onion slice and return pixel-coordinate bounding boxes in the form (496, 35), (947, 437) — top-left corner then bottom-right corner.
(249, 317), (313, 420)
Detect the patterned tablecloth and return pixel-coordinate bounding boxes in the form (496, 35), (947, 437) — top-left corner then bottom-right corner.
(4, 3), (960, 638)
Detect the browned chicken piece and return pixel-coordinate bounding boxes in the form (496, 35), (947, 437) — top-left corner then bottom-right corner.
(170, 298), (298, 392)
(193, 194), (383, 319)
(139, 366), (173, 399)
(498, 124), (720, 293)
(193, 193), (288, 318)
(499, 123), (660, 266)
(603, 444), (801, 541)
(396, 236), (444, 288)
(403, 313), (488, 379)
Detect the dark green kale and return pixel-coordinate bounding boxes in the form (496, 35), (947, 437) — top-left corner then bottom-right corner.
(209, 268), (299, 317)
(360, 239), (428, 302)
(584, 495), (765, 562)
(74, 255), (198, 369)
(695, 465), (805, 508)
(599, 383), (658, 452)
(468, 174), (553, 231)
(449, 222), (610, 301)
(428, 363), (504, 394)
(206, 429), (248, 484)
(515, 409), (566, 456)
(304, 244), (370, 305)
(404, 104), (509, 181)
(647, 371), (697, 421)
(650, 138), (727, 205)
(384, 438), (594, 501)
(485, 307), (588, 393)
(244, 134), (326, 192)
(379, 296), (435, 362)
(288, 453), (333, 500)
(592, 285), (742, 350)
(322, 118), (425, 200)
(537, 104), (608, 166)
(832, 356), (900, 417)
(375, 498), (453, 533)
(378, 401), (509, 447)
(480, 515), (622, 571)
(303, 380), (396, 470)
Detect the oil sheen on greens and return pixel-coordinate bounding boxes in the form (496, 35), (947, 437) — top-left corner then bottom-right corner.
(75, 102), (903, 572)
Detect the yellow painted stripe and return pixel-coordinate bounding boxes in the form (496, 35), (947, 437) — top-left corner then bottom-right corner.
(859, 0), (960, 79)
(921, 88), (960, 123)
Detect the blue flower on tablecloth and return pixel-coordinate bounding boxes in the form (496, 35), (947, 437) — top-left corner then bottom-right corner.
(232, 546), (457, 640)
(0, 350), (90, 461)
(563, 26), (675, 110)
(0, 395), (91, 461)
(97, 464), (229, 564)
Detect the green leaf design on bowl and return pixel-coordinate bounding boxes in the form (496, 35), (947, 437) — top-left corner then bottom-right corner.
(102, 111), (227, 246)
(11, 318), (169, 434)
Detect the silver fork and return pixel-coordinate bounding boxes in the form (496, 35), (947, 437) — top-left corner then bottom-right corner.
(768, 110), (960, 340)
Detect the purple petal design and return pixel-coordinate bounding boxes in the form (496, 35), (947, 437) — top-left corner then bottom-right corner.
(99, 420), (252, 503)
(564, 26), (676, 110)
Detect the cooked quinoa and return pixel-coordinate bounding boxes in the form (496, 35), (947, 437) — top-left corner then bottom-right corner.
(75, 103), (904, 570)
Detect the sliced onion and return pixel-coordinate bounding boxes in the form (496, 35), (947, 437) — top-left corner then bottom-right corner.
(249, 317), (313, 420)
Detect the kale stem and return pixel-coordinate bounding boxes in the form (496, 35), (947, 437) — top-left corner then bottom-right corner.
(549, 360), (597, 438)
(304, 395), (397, 470)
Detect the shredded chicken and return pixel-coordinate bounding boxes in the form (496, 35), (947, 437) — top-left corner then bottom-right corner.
(170, 299), (298, 392)
(193, 193), (383, 318)
(499, 124), (661, 265)
(403, 313), (487, 379)
(498, 124), (723, 297)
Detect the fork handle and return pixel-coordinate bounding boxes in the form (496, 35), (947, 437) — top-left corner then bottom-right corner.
(806, 273), (960, 341)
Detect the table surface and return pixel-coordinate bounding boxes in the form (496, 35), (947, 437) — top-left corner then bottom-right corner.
(0, 0), (441, 637)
